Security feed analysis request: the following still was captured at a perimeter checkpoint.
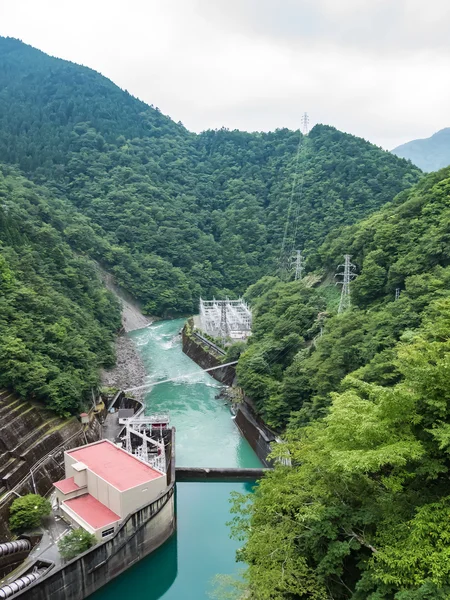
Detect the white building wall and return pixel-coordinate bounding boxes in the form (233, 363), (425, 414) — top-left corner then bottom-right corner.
(60, 502), (120, 541)
(64, 453), (77, 475)
(120, 476), (166, 517)
(108, 486), (121, 517)
(97, 478), (109, 507)
(86, 469), (99, 500)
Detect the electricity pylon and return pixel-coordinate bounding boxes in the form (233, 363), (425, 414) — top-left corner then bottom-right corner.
(336, 255), (357, 314)
(293, 249), (303, 280)
(301, 112), (310, 135)
(278, 112), (309, 281)
(395, 288), (401, 300)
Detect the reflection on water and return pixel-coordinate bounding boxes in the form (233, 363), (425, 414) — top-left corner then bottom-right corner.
(92, 319), (261, 600)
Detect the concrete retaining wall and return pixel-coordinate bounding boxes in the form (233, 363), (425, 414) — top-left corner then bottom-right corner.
(234, 403), (276, 467)
(182, 324), (235, 386)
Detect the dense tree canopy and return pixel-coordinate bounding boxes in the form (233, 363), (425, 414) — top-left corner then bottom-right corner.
(0, 165), (121, 414)
(233, 168), (450, 597)
(0, 37), (421, 316)
(238, 168), (450, 429)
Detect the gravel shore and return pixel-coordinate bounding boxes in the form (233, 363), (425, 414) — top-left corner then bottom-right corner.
(100, 272), (151, 396)
(101, 334), (147, 395)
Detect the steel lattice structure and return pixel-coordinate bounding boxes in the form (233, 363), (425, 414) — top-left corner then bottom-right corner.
(199, 298), (252, 341)
(336, 255), (357, 314)
(123, 413), (169, 473)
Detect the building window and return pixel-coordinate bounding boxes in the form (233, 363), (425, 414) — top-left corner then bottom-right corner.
(102, 527), (115, 538)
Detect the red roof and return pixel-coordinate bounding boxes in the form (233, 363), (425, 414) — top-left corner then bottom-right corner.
(67, 440), (163, 491)
(54, 477), (82, 494)
(64, 494), (120, 529)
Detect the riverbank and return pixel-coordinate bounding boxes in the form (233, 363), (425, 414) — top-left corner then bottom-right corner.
(101, 335), (147, 394)
(100, 273), (150, 395)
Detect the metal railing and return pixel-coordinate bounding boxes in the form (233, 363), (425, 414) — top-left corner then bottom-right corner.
(192, 331), (226, 356)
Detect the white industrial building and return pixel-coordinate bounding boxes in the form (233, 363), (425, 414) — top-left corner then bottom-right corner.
(54, 439), (166, 540)
(199, 298), (252, 341)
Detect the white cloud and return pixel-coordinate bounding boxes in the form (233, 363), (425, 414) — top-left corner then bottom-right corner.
(0, 0), (449, 149)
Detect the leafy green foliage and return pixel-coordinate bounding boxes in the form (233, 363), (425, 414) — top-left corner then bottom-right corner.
(0, 165), (121, 414)
(238, 168), (450, 429)
(237, 277), (327, 428)
(233, 169), (450, 597)
(0, 37), (421, 316)
(58, 528), (97, 560)
(9, 494), (51, 531)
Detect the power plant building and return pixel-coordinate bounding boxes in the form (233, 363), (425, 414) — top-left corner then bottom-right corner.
(54, 439), (166, 540)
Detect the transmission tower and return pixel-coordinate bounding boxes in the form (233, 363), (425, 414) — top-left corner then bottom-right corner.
(336, 255), (357, 314)
(301, 112), (310, 136)
(395, 288), (401, 300)
(220, 301), (229, 345)
(293, 249), (304, 280)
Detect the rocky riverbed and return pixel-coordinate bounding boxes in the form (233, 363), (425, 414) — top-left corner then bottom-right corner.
(100, 271), (151, 395)
(101, 334), (147, 395)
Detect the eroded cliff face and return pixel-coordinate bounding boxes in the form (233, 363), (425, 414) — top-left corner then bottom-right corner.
(0, 390), (100, 540)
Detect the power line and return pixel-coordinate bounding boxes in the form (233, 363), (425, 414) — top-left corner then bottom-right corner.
(279, 113), (310, 281)
(124, 361), (238, 393)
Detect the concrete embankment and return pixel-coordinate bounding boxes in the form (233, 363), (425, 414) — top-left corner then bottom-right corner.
(181, 320), (235, 386)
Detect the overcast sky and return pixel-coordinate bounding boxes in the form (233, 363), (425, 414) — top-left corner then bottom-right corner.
(1, 0), (449, 149)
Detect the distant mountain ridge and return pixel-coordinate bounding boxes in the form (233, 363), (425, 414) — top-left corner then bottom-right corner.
(392, 127), (450, 172)
(0, 36), (421, 317)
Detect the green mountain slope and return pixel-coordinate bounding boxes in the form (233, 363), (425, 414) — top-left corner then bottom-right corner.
(239, 167), (450, 428)
(0, 37), (421, 315)
(0, 164), (121, 415)
(392, 127), (450, 172)
(234, 168), (450, 598)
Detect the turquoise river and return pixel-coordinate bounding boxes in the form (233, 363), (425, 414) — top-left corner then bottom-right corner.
(92, 318), (261, 600)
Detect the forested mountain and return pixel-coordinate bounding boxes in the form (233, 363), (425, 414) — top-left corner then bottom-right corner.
(392, 128), (450, 172)
(233, 167), (450, 598)
(0, 37), (421, 315)
(0, 164), (121, 415)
